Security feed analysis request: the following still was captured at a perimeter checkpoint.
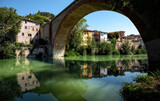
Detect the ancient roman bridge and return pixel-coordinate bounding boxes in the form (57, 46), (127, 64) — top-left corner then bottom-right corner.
(40, 0), (160, 69)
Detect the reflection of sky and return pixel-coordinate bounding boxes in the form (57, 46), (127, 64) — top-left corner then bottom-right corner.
(16, 93), (58, 101)
(82, 72), (147, 101)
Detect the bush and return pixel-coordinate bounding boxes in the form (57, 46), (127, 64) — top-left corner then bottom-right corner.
(97, 42), (113, 55)
(135, 48), (147, 54)
(135, 75), (154, 84)
(64, 50), (80, 57)
(0, 41), (16, 59)
(120, 40), (131, 55)
(78, 46), (87, 56)
(112, 49), (120, 55)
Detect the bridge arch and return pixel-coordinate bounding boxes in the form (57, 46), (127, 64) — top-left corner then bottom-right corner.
(49, 0), (160, 69)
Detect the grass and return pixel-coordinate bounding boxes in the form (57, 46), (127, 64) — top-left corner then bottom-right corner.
(121, 70), (160, 101)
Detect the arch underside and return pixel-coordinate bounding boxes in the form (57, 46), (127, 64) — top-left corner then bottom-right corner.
(53, 0), (145, 57)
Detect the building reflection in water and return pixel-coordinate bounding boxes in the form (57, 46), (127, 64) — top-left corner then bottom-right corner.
(80, 59), (148, 78)
(17, 69), (40, 92)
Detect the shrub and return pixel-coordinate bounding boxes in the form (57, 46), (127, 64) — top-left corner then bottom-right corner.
(135, 75), (154, 84)
(78, 46), (87, 56)
(112, 49), (120, 55)
(64, 50), (80, 57)
(120, 40), (131, 55)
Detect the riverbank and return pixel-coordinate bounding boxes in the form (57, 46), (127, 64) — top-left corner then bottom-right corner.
(121, 70), (160, 101)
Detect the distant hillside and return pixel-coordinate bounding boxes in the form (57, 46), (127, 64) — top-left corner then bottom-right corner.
(25, 11), (55, 26)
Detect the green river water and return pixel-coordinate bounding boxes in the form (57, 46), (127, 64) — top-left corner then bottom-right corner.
(0, 55), (148, 101)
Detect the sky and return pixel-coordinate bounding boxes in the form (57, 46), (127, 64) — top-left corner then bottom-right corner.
(0, 0), (140, 35)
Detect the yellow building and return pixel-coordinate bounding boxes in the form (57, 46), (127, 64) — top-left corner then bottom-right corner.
(82, 30), (93, 46)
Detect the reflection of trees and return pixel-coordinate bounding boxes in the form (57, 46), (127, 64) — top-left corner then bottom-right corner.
(0, 76), (22, 101)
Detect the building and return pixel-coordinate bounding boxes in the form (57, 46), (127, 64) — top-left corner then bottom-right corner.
(108, 31), (125, 42)
(82, 30), (93, 45)
(82, 30), (108, 45)
(123, 34), (141, 41)
(100, 31), (107, 43)
(16, 19), (40, 44)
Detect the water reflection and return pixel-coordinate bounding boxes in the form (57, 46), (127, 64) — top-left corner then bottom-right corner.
(0, 55), (148, 101)
(17, 69), (40, 92)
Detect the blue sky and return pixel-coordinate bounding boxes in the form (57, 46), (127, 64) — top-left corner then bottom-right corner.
(0, 0), (140, 35)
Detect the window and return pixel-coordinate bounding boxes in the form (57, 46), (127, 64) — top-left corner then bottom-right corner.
(25, 26), (27, 29)
(22, 33), (24, 36)
(25, 21), (27, 24)
(32, 28), (34, 31)
(28, 34), (32, 37)
(36, 28), (38, 31)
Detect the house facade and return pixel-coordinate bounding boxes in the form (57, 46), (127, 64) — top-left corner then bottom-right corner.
(100, 31), (107, 43)
(16, 19), (40, 44)
(82, 30), (93, 45)
(82, 30), (108, 45)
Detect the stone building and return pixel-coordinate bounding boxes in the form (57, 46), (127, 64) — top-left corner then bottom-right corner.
(16, 19), (40, 44)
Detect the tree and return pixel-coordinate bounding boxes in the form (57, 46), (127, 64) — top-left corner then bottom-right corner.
(120, 40), (131, 54)
(65, 18), (89, 55)
(25, 11), (55, 26)
(111, 38), (117, 48)
(0, 7), (21, 59)
(87, 36), (92, 45)
(131, 45), (136, 54)
(108, 32), (119, 40)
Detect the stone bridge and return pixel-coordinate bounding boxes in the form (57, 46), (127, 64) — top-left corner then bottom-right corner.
(40, 0), (160, 69)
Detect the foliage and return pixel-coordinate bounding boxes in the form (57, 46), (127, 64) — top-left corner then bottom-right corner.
(87, 36), (92, 45)
(135, 75), (154, 84)
(111, 38), (117, 48)
(0, 7), (21, 43)
(108, 32), (119, 40)
(14, 42), (33, 50)
(25, 11), (55, 26)
(91, 38), (97, 48)
(78, 46), (87, 56)
(131, 45), (136, 54)
(0, 41), (16, 59)
(97, 42), (113, 55)
(65, 18), (88, 54)
(65, 50), (80, 57)
(112, 49), (120, 55)
(121, 70), (160, 101)
(25, 13), (48, 26)
(37, 10), (55, 19)
(151, 69), (160, 80)
(0, 7), (21, 59)
(120, 40), (131, 55)
(135, 44), (147, 54)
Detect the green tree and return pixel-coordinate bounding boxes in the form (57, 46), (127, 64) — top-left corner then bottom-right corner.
(108, 32), (119, 40)
(65, 18), (88, 56)
(111, 38), (117, 48)
(131, 45), (136, 54)
(25, 11), (55, 26)
(120, 40), (131, 54)
(0, 7), (21, 59)
(87, 36), (92, 45)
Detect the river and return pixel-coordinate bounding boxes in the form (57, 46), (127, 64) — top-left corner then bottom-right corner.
(0, 55), (148, 101)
